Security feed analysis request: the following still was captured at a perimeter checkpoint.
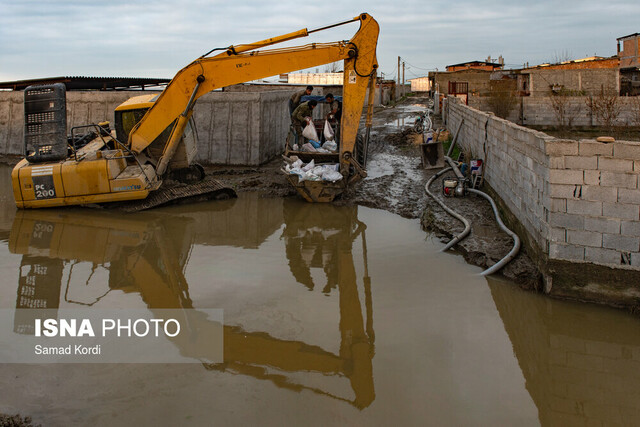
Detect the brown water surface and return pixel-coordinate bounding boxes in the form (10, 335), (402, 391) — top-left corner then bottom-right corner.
(0, 164), (639, 426)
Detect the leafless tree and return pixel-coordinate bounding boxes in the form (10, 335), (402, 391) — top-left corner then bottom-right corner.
(323, 62), (341, 73)
(630, 96), (640, 127)
(549, 88), (581, 133)
(551, 49), (573, 65)
(586, 86), (622, 129)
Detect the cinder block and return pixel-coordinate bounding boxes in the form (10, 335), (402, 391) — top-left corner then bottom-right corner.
(549, 156), (565, 169)
(549, 227), (567, 242)
(551, 198), (567, 212)
(566, 156), (598, 170)
(585, 217), (620, 234)
(598, 157), (635, 172)
(635, 160), (640, 172)
(549, 184), (580, 199)
(622, 221), (640, 237)
(603, 202), (640, 221)
(582, 185), (618, 203)
(549, 169), (584, 185)
(584, 170), (601, 185)
(585, 247), (621, 265)
(567, 229), (603, 247)
(603, 234), (640, 252)
(614, 142), (640, 159)
(549, 243), (585, 261)
(600, 172), (637, 189)
(546, 139), (579, 156)
(618, 188), (640, 204)
(549, 212), (585, 230)
(579, 139), (613, 156)
(567, 199), (603, 216)
(632, 253), (640, 268)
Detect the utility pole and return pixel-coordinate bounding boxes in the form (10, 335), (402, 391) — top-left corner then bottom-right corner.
(397, 56), (401, 100)
(402, 61), (405, 98)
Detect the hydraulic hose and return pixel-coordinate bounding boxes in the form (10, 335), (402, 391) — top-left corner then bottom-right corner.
(467, 188), (521, 276)
(424, 168), (472, 252)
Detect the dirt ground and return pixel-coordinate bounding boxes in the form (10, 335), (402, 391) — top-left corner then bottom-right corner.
(207, 94), (541, 289)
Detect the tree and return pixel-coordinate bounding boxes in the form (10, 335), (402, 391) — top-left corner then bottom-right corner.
(586, 86), (621, 130)
(549, 88), (581, 133)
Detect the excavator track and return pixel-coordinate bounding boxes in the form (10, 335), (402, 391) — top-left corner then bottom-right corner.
(117, 179), (237, 212)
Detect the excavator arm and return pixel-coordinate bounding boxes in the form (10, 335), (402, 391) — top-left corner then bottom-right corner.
(129, 13), (379, 177)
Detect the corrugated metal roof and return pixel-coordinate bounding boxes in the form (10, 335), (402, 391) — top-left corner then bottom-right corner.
(0, 76), (170, 91)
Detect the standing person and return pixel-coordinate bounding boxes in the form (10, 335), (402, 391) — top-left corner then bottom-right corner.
(289, 85), (313, 115)
(324, 93), (342, 122)
(291, 99), (317, 143)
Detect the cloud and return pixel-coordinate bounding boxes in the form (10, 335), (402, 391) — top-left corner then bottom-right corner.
(0, 0), (639, 81)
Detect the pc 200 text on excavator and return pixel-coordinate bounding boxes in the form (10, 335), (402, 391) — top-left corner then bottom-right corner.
(11, 13), (379, 209)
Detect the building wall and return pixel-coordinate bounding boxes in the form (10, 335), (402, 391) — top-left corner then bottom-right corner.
(409, 77), (430, 92)
(433, 70), (493, 96)
(528, 68), (619, 96)
(287, 73), (344, 85)
(527, 57), (619, 71)
(619, 35), (640, 69)
(468, 95), (640, 127)
(0, 90), (291, 166)
(446, 97), (640, 270)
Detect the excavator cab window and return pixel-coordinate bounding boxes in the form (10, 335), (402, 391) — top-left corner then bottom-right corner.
(115, 108), (148, 144)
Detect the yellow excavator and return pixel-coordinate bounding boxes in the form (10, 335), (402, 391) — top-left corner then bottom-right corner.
(11, 13), (379, 208)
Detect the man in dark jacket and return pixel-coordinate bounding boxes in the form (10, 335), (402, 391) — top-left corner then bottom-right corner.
(291, 99), (317, 142)
(289, 85), (313, 115)
(324, 93), (342, 122)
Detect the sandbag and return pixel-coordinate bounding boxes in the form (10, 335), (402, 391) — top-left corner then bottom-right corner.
(323, 120), (335, 141)
(322, 141), (337, 152)
(302, 122), (319, 141)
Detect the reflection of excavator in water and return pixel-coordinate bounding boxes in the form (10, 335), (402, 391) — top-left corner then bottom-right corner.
(12, 14), (379, 208)
(9, 200), (376, 408)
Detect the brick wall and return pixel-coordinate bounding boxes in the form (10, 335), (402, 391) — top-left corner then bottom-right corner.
(446, 97), (640, 270)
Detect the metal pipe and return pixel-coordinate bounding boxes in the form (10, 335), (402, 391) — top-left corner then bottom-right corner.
(424, 168), (472, 252)
(467, 188), (521, 276)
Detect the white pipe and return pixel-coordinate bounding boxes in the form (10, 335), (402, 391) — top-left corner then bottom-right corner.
(424, 168), (472, 252)
(467, 188), (521, 276)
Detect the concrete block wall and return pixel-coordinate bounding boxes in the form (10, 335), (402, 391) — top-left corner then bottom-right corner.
(469, 95), (640, 127)
(447, 98), (640, 270)
(0, 90), (291, 166)
(447, 98), (552, 252)
(546, 139), (640, 267)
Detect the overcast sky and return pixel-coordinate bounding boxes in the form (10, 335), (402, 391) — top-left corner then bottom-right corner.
(1, 0), (639, 83)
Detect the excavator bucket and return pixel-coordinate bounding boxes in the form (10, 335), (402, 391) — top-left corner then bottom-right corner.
(285, 175), (345, 203)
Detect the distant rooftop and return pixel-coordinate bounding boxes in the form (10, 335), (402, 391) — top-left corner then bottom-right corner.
(0, 76), (170, 91)
(617, 33), (640, 41)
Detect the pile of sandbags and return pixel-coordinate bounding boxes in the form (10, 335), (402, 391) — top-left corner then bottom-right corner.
(283, 158), (343, 182)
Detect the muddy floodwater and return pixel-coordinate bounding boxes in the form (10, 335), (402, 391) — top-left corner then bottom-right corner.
(1, 167), (640, 426)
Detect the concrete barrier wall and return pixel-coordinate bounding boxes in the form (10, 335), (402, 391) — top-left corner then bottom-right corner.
(0, 90), (291, 165)
(468, 96), (640, 127)
(447, 98), (640, 270)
